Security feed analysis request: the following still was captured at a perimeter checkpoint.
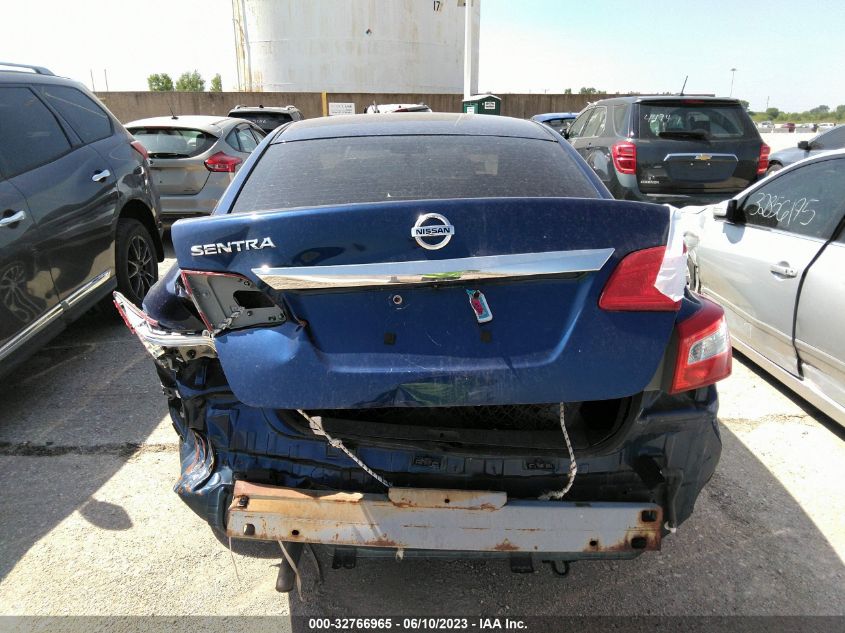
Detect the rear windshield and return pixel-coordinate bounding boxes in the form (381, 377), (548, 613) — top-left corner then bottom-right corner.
(128, 127), (216, 158)
(638, 101), (754, 140)
(232, 135), (599, 212)
(232, 112), (293, 131)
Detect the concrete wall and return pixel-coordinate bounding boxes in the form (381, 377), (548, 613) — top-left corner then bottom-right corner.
(95, 91), (623, 124)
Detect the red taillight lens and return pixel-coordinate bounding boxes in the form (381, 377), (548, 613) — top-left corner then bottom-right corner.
(204, 151), (243, 173)
(757, 143), (770, 175)
(599, 246), (681, 311)
(611, 141), (637, 175)
(671, 298), (732, 394)
(130, 140), (149, 161)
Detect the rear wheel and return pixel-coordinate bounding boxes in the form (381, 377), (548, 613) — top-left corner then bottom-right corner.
(115, 219), (158, 306)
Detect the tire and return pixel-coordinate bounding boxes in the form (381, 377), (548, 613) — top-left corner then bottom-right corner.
(766, 162), (783, 176)
(115, 219), (158, 306)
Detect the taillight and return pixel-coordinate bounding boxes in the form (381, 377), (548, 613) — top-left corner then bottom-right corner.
(204, 151), (242, 173)
(181, 270), (284, 333)
(130, 140), (149, 161)
(611, 141), (637, 175)
(599, 246), (681, 311)
(670, 298), (732, 394)
(757, 143), (770, 175)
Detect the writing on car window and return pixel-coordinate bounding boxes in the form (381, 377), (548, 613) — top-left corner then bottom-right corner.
(741, 158), (845, 239)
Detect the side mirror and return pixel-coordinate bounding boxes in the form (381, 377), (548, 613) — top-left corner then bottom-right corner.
(798, 140), (810, 150)
(713, 199), (740, 222)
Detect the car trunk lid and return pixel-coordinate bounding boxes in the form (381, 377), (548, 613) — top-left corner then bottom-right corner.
(171, 197), (679, 409)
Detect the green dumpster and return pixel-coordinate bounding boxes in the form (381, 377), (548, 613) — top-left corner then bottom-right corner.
(462, 94), (501, 115)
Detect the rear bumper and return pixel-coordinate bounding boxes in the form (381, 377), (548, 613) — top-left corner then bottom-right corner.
(158, 178), (229, 216)
(227, 481), (663, 554)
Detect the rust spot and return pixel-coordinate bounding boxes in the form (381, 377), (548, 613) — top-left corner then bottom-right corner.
(493, 539), (519, 552)
(478, 503), (499, 511)
(365, 536), (399, 548)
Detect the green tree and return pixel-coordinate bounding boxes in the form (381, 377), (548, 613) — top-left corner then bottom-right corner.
(209, 74), (223, 92)
(765, 107), (780, 120)
(579, 87), (599, 95)
(563, 88), (572, 95)
(835, 105), (845, 120)
(808, 104), (830, 116)
(739, 99), (750, 110)
(147, 73), (173, 91)
(175, 70), (205, 92)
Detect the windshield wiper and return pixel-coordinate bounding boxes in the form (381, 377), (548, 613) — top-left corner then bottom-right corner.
(658, 131), (710, 140)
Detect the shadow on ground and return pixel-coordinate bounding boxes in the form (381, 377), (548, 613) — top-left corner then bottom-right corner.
(0, 308), (169, 584)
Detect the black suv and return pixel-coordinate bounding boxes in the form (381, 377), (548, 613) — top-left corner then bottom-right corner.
(227, 104), (303, 134)
(0, 62), (164, 376)
(565, 96), (769, 206)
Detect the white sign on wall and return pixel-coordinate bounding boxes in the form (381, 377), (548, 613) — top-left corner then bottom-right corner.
(328, 102), (356, 115)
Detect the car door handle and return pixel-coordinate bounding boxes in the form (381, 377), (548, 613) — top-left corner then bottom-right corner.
(770, 262), (797, 278)
(92, 169), (111, 183)
(0, 210), (26, 227)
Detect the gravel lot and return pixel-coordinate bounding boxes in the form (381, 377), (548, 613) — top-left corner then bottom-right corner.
(0, 246), (843, 627)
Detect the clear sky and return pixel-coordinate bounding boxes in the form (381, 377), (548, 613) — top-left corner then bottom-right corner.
(2, 0), (843, 113)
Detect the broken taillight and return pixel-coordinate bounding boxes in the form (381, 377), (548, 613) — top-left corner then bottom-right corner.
(599, 246), (680, 312)
(181, 270), (285, 333)
(670, 298), (732, 394)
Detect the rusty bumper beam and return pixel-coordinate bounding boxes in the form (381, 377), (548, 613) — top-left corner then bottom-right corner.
(227, 482), (663, 553)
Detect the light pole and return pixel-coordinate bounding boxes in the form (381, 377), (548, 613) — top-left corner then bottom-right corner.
(729, 68), (737, 97)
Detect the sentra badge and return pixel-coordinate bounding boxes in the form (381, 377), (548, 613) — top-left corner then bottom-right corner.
(412, 213), (454, 250)
(190, 237), (276, 256)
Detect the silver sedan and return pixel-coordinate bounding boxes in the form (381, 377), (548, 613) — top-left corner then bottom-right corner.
(126, 115), (266, 217)
(683, 149), (845, 425)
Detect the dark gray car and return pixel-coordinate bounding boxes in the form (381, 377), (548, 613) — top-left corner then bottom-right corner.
(566, 96), (768, 206)
(0, 62), (164, 377)
(767, 124), (845, 174)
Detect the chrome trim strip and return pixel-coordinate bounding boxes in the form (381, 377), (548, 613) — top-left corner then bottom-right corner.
(0, 303), (64, 362)
(0, 271), (114, 363)
(64, 270), (112, 309)
(113, 292), (216, 361)
(253, 248), (615, 291)
(663, 153), (738, 162)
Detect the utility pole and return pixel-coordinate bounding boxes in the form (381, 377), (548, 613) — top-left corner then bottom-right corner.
(463, 0), (472, 100)
(729, 68), (737, 97)
(103, 69), (109, 92)
(90, 69), (96, 92)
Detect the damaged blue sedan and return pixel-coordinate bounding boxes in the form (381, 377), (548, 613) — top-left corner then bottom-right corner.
(114, 113), (731, 590)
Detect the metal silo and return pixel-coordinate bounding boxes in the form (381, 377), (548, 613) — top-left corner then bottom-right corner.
(231, 0), (480, 93)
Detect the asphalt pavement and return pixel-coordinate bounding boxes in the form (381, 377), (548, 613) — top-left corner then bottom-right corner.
(0, 251), (843, 627)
